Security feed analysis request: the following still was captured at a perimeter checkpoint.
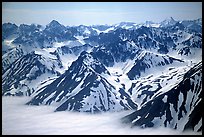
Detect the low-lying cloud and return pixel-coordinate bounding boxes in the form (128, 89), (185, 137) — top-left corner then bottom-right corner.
(2, 96), (201, 135)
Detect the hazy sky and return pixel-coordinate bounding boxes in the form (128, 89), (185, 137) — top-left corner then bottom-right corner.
(2, 2), (202, 26)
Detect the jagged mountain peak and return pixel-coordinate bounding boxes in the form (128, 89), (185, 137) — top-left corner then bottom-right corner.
(45, 20), (66, 31)
(48, 20), (62, 27)
(70, 51), (110, 75)
(2, 22), (18, 28)
(160, 17), (178, 27)
(166, 17), (175, 21)
(195, 18), (202, 25)
(80, 51), (99, 65)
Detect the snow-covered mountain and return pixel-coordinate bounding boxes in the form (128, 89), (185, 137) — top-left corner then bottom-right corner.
(160, 17), (178, 27)
(2, 51), (62, 96)
(127, 51), (184, 80)
(181, 18), (202, 33)
(2, 17), (202, 132)
(121, 61), (202, 132)
(142, 21), (160, 28)
(2, 46), (24, 74)
(26, 51), (137, 113)
(2, 22), (18, 41)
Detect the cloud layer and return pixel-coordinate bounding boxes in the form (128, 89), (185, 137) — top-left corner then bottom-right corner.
(2, 96), (201, 135)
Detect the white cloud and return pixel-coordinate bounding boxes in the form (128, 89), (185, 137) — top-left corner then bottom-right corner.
(2, 96), (201, 135)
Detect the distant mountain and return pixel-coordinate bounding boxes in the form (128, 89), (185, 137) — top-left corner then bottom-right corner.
(47, 20), (65, 29)
(92, 40), (141, 67)
(181, 18), (202, 33)
(160, 17), (178, 27)
(142, 21), (160, 28)
(2, 22), (18, 41)
(114, 22), (137, 30)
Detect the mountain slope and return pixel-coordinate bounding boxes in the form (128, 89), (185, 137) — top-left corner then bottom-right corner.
(2, 52), (62, 96)
(121, 61), (202, 132)
(127, 51), (184, 80)
(2, 46), (24, 74)
(26, 51), (137, 113)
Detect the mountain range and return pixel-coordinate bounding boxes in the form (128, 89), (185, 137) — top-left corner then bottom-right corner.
(2, 17), (202, 132)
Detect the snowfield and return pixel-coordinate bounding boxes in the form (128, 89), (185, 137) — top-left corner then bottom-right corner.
(2, 96), (201, 135)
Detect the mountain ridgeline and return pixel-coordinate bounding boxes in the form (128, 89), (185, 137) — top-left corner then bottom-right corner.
(2, 17), (202, 132)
